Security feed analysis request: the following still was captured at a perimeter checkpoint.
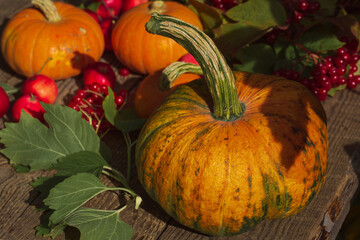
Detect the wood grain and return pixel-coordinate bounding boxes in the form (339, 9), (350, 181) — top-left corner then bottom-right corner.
(0, 1), (359, 240)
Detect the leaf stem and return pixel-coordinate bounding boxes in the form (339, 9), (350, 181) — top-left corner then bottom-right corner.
(102, 166), (130, 189)
(120, 131), (132, 183)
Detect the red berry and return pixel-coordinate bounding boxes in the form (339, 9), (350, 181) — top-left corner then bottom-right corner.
(115, 95), (124, 107)
(339, 76), (347, 85)
(334, 57), (345, 67)
(298, 0), (309, 11)
(100, 85), (109, 96)
(353, 75), (360, 84)
(119, 67), (130, 77)
(342, 53), (350, 63)
(90, 82), (101, 92)
(347, 79), (358, 89)
(0, 87), (9, 118)
(76, 89), (86, 98)
(307, 1), (320, 13)
(316, 88), (328, 101)
(337, 66), (347, 76)
(337, 47), (347, 56)
(350, 54), (359, 63)
(349, 64), (358, 73)
(73, 95), (84, 104)
(293, 11), (303, 22)
(68, 102), (80, 111)
(118, 89), (128, 99)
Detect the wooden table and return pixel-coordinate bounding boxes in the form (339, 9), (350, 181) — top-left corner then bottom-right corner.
(0, 1), (359, 239)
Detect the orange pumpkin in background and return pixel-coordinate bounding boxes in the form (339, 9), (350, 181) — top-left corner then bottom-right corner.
(111, 0), (203, 75)
(1, 0), (104, 80)
(134, 70), (201, 118)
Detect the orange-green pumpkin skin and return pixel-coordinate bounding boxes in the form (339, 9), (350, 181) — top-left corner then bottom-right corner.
(136, 72), (328, 236)
(111, 1), (203, 75)
(134, 70), (200, 118)
(1, 2), (104, 80)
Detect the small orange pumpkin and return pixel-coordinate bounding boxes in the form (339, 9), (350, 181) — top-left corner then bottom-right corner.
(1, 0), (104, 80)
(136, 13), (328, 236)
(111, 0), (203, 75)
(134, 66), (201, 118)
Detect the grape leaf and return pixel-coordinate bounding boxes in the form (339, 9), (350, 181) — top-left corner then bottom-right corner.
(55, 151), (108, 177)
(225, 0), (286, 27)
(297, 28), (344, 53)
(31, 176), (68, 200)
(0, 82), (19, 95)
(0, 104), (100, 171)
(102, 89), (146, 133)
(317, 0), (337, 16)
(64, 207), (133, 240)
(44, 173), (111, 224)
(214, 22), (269, 60)
(31, 151), (108, 201)
(233, 43), (277, 74)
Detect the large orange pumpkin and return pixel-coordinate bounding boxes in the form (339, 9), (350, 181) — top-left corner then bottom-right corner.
(111, 0), (203, 75)
(1, 0), (104, 80)
(136, 13), (328, 236)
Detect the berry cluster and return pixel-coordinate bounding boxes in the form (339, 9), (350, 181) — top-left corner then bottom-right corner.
(210, 0), (238, 11)
(68, 82), (127, 134)
(264, 0), (321, 44)
(284, 0), (320, 23)
(275, 44), (360, 101)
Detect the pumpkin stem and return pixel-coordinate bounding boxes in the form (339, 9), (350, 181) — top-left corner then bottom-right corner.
(149, 1), (166, 13)
(145, 13), (244, 121)
(160, 62), (203, 90)
(32, 0), (62, 22)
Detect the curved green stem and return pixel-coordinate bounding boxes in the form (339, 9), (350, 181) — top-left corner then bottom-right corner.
(145, 13), (244, 121)
(160, 62), (203, 90)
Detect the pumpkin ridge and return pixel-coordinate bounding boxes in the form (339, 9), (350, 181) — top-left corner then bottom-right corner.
(13, 21), (46, 75)
(30, 22), (48, 75)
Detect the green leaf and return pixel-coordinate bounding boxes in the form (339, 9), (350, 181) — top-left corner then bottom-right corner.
(86, 2), (101, 12)
(35, 211), (66, 238)
(297, 28), (344, 53)
(55, 151), (108, 177)
(100, 140), (112, 163)
(64, 208), (133, 240)
(214, 22), (269, 59)
(0, 104), (100, 171)
(31, 176), (68, 200)
(188, 0), (222, 32)
(233, 43), (277, 74)
(328, 84), (347, 96)
(44, 173), (110, 224)
(317, 0), (337, 16)
(103, 89), (146, 133)
(0, 82), (19, 95)
(225, 0), (286, 27)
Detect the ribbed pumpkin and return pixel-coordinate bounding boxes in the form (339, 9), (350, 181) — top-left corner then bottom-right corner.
(111, 0), (203, 75)
(134, 65), (201, 118)
(1, 0), (104, 80)
(136, 13), (328, 236)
